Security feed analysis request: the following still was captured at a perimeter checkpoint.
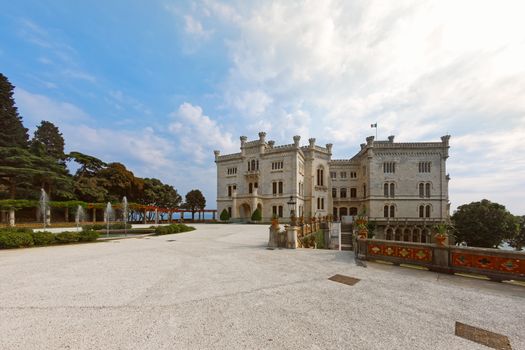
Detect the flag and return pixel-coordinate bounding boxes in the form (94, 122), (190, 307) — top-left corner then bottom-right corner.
(370, 123), (377, 128)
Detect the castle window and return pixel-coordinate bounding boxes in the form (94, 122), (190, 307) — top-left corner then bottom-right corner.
(330, 171), (336, 179)
(350, 188), (357, 198)
(251, 160), (256, 171)
(317, 167), (324, 186)
(425, 183), (431, 197)
(390, 183), (395, 197)
(228, 186), (232, 197)
(272, 182), (277, 195)
(340, 188), (347, 198)
(249, 183), (253, 194)
(384, 183), (389, 197)
(419, 205), (424, 218)
(272, 161), (284, 170)
(228, 207), (232, 217)
(390, 205), (395, 218)
(425, 205), (431, 218)
(227, 167), (237, 175)
(350, 171), (357, 178)
(278, 205), (283, 218)
(254, 182), (258, 188)
(256, 160), (259, 170)
(317, 197), (325, 210)
(383, 162), (396, 173)
(419, 183), (425, 197)
(363, 184), (367, 198)
(384, 205), (389, 218)
(332, 188), (337, 198)
(340, 172), (347, 179)
(349, 207), (358, 215)
(278, 181), (283, 194)
(419, 161), (431, 173)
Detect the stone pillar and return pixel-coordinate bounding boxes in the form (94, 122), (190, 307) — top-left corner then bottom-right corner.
(232, 190), (238, 219)
(431, 246), (452, 274)
(286, 226), (299, 249)
(8, 208), (15, 227)
(268, 226), (278, 248)
(251, 188), (258, 220)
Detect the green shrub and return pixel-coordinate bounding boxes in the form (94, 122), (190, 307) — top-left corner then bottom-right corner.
(82, 223), (131, 231)
(0, 230), (34, 249)
(251, 208), (262, 222)
(154, 224), (195, 235)
(55, 232), (80, 243)
(220, 209), (230, 221)
(31, 231), (56, 246)
(79, 230), (99, 242)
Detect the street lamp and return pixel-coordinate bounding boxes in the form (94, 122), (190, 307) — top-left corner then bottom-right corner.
(287, 196), (297, 226)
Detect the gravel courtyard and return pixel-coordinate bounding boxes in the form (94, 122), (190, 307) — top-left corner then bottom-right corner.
(1, 224), (524, 350)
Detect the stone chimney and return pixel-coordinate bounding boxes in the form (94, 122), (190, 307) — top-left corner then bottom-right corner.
(308, 138), (316, 148)
(326, 143), (333, 153)
(366, 136), (375, 147)
(213, 150), (220, 161)
(258, 131), (267, 143)
(268, 140), (275, 148)
(388, 135), (395, 143)
(293, 135), (301, 147)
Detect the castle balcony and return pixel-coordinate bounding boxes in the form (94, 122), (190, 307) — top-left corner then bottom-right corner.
(244, 170), (260, 180)
(367, 217), (444, 227)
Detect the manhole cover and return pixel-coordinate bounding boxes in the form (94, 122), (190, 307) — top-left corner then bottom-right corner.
(455, 322), (512, 350)
(328, 274), (360, 286)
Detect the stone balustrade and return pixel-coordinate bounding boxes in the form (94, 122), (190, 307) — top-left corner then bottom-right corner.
(356, 239), (525, 282)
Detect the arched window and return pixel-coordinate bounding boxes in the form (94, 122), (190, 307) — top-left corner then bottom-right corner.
(317, 167), (324, 186)
(251, 160), (256, 171)
(412, 229), (420, 242)
(390, 205), (395, 218)
(349, 207), (358, 215)
(425, 205), (431, 218)
(384, 205), (389, 218)
(339, 207), (348, 216)
(421, 229), (429, 243)
(395, 229), (402, 241)
(247, 161), (250, 171)
(419, 183), (424, 197)
(384, 183), (389, 197)
(425, 183), (431, 197)
(386, 228), (393, 240)
(403, 229), (410, 242)
(419, 205), (424, 218)
(390, 183), (395, 197)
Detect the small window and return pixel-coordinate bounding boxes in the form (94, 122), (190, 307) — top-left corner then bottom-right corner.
(278, 181), (283, 194)
(419, 183), (425, 197)
(363, 184), (367, 198)
(384, 205), (389, 218)
(384, 183), (389, 197)
(228, 186), (232, 197)
(383, 162), (396, 173)
(419, 205), (424, 218)
(350, 188), (357, 198)
(228, 207), (232, 217)
(227, 167), (237, 175)
(272, 206), (277, 215)
(278, 205), (283, 218)
(332, 188), (337, 198)
(390, 183), (395, 197)
(425, 205), (431, 218)
(419, 161), (431, 173)
(317, 168), (324, 186)
(340, 188), (347, 198)
(349, 207), (358, 215)
(249, 183), (253, 194)
(340, 172), (347, 179)
(330, 171), (337, 179)
(350, 171), (357, 179)
(272, 182), (277, 195)
(271, 161), (284, 170)
(251, 160), (256, 171)
(425, 183), (431, 197)
(390, 205), (395, 218)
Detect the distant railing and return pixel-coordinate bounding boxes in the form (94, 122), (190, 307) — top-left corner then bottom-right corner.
(356, 239), (525, 282)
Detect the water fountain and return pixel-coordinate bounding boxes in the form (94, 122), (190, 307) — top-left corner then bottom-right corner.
(75, 205), (85, 232)
(40, 189), (49, 230)
(105, 202), (113, 237)
(122, 196), (128, 237)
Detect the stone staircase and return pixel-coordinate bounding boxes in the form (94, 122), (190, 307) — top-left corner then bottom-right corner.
(340, 223), (353, 251)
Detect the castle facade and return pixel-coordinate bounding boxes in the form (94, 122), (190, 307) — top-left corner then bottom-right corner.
(214, 132), (450, 242)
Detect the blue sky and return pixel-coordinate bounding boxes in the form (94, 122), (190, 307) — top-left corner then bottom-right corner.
(1, 1), (524, 214)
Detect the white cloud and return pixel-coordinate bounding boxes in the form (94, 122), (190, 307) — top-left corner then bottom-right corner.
(169, 102), (237, 163)
(184, 15), (213, 39)
(177, 0), (525, 213)
(15, 88), (90, 126)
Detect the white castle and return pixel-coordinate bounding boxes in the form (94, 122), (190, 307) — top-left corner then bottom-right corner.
(214, 132), (450, 242)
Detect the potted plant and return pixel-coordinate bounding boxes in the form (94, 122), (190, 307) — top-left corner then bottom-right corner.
(433, 223), (449, 246)
(355, 209), (368, 239)
(271, 214), (279, 229)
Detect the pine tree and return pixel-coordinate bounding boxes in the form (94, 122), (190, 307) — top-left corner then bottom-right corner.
(0, 73), (29, 147)
(32, 121), (66, 161)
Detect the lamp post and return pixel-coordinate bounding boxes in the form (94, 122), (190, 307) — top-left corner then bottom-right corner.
(287, 196), (297, 226)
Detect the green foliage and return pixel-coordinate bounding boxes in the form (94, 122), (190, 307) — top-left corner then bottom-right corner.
(366, 221), (377, 239)
(32, 121), (66, 162)
(0, 73), (29, 148)
(140, 178), (182, 208)
(55, 232), (80, 243)
(184, 189), (206, 219)
(300, 230), (325, 249)
(452, 199), (518, 248)
(31, 231), (56, 245)
(220, 208), (230, 221)
(0, 229), (34, 248)
(154, 224), (195, 235)
(82, 223), (132, 231)
(79, 230), (99, 242)
(251, 208), (262, 221)
(509, 215), (525, 251)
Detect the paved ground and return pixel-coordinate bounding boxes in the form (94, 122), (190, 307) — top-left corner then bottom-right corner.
(1, 224), (524, 350)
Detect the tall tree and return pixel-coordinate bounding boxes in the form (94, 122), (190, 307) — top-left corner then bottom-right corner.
(32, 121), (66, 162)
(0, 73), (28, 148)
(509, 215), (525, 251)
(184, 189), (206, 220)
(452, 199), (518, 248)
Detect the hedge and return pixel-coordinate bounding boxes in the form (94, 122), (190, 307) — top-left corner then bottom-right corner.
(154, 224), (195, 235)
(55, 232), (80, 243)
(220, 208), (230, 221)
(0, 228), (99, 249)
(31, 231), (56, 246)
(0, 229), (34, 248)
(82, 223), (132, 231)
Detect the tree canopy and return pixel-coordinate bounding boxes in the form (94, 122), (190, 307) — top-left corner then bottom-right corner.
(451, 199), (518, 248)
(184, 189), (206, 219)
(0, 73), (28, 148)
(32, 121), (66, 162)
